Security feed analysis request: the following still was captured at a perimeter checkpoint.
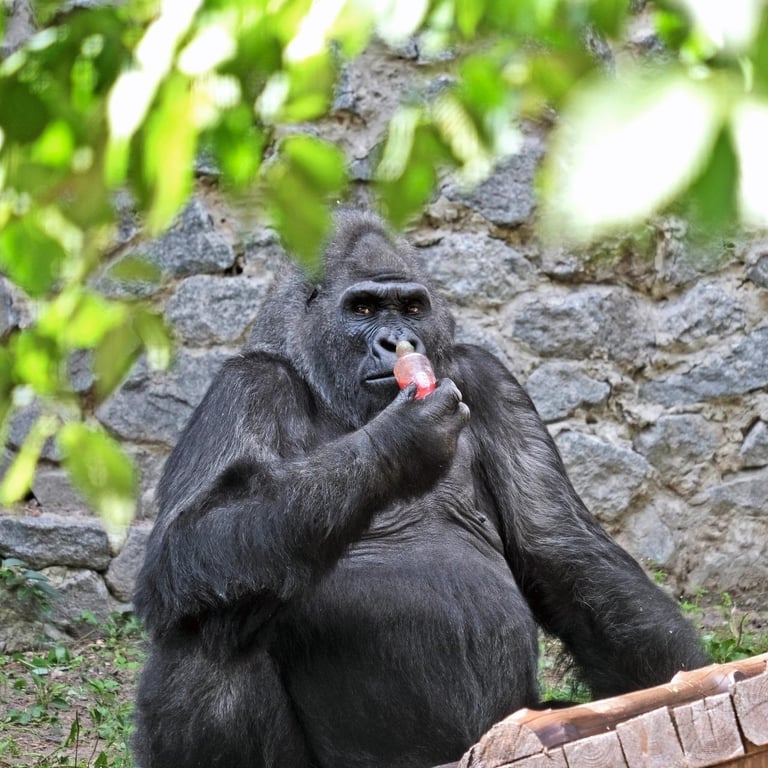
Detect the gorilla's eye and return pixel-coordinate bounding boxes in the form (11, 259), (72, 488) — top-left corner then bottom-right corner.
(353, 304), (374, 316)
(405, 304), (422, 316)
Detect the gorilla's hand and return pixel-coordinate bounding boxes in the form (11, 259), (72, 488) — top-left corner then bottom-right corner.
(363, 378), (470, 495)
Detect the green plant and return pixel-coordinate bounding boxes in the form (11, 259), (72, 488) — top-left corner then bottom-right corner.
(0, 557), (59, 616)
(0, 610), (145, 767)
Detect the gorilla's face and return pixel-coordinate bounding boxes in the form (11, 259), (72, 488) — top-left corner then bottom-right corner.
(296, 220), (455, 427)
(338, 278), (433, 414)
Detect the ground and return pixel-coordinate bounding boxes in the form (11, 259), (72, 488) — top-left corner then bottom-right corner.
(0, 614), (141, 768)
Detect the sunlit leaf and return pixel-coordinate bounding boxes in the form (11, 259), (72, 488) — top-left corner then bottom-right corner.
(732, 96), (768, 227)
(30, 120), (76, 169)
(266, 135), (347, 268)
(92, 321), (143, 400)
(143, 75), (197, 232)
(134, 307), (172, 371)
(57, 421), (137, 533)
(0, 415), (58, 505)
(103, 255), (162, 285)
(11, 330), (61, 395)
(540, 71), (723, 244)
(377, 125), (450, 227)
(0, 218), (67, 297)
(456, 0), (486, 38)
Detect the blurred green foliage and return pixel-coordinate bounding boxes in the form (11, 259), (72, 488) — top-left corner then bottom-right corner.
(1, 0), (767, 528)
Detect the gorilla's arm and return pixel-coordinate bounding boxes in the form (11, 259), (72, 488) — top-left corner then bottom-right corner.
(454, 345), (708, 697)
(135, 352), (465, 639)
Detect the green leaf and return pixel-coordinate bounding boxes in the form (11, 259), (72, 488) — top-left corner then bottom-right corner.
(92, 321), (142, 401)
(589, 0), (627, 38)
(686, 124), (739, 233)
(142, 76), (197, 233)
(0, 346), (13, 426)
(30, 120), (76, 169)
(539, 71), (723, 244)
(377, 125), (449, 227)
(0, 218), (67, 297)
(11, 330), (61, 395)
(266, 135), (347, 267)
(456, 0), (486, 38)
(0, 415), (58, 505)
(134, 307), (172, 371)
(57, 422), (137, 532)
(0, 79), (49, 143)
(103, 255), (162, 285)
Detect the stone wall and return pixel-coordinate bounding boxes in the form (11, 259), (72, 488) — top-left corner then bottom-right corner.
(2, 41), (767, 650)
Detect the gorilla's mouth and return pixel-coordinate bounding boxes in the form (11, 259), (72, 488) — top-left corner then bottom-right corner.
(364, 371), (396, 387)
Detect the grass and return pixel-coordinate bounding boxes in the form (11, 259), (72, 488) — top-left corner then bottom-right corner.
(0, 613), (143, 768)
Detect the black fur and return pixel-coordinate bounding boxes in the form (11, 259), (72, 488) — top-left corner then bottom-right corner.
(133, 209), (708, 768)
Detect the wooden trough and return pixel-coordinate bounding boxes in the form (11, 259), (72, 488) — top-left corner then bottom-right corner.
(445, 652), (768, 768)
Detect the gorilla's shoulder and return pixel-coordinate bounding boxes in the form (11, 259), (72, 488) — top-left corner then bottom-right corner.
(452, 343), (532, 412)
(453, 343), (511, 381)
(208, 350), (314, 411)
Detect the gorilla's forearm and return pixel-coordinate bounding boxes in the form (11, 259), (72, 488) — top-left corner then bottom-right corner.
(135, 427), (398, 636)
(456, 346), (709, 695)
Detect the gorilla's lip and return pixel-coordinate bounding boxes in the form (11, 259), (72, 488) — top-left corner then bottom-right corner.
(364, 371), (396, 387)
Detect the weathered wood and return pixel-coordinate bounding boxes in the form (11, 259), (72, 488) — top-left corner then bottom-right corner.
(562, 730), (625, 768)
(707, 743), (768, 768)
(733, 669), (768, 746)
(615, 705), (686, 768)
(671, 692), (744, 768)
(500, 749), (568, 768)
(458, 653), (768, 766)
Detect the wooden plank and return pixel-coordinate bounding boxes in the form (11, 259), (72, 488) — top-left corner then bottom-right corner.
(460, 653), (768, 765)
(710, 743), (768, 768)
(615, 705), (686, 768)
(562, 730), (626, 768)
(672, 692), (744, 768)
(456, 714), (550, 767)
(502, 748), (568, 768)
(733, 670), (768, 746)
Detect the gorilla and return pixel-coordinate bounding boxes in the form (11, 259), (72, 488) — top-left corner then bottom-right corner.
(133, 209), (708, 768)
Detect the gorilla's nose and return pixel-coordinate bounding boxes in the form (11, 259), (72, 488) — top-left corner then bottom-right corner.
(372, 329), (424, 365)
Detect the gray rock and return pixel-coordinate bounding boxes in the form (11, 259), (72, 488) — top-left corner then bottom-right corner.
(740, 421), (768, 468)
(96, 349), (230, 446)
(0, 592), (69, 653)
(417, 233), (533, 307)
(747, 255), (768, 288)
(555, 431), (650, 522)
(166, 275), (270, 346)
(656, 281), (745, 348)
(512, 286), (654, 362)
(42, 567), (119, 635)
(525, 362), (610, 421)
(8, 402), (60, 461)
(30, 466), (88, 515)
(0, 277), (19, 338)
(0, 514), (110, 570)
(633, 414), (720, 476)
(619, 503), (676, 567)
(443, 135), (543, 226)
(641, 327), (768, 406)
(702, 466), (768, 517)
(105, 522), (153, 602)
(99, 199), (235, 297)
